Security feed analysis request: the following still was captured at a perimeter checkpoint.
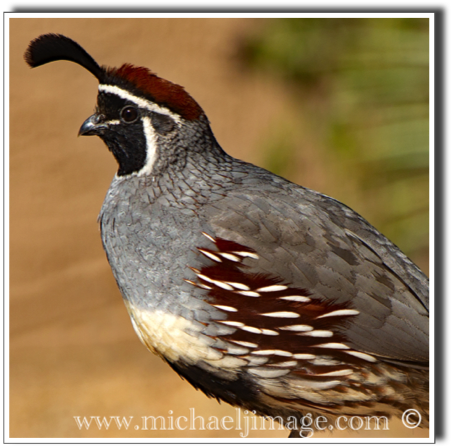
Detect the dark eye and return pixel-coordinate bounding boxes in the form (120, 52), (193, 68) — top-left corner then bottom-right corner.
(120, 106), (139, 123)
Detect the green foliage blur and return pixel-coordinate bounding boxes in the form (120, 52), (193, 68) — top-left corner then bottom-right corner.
(240, 18), (429, 271)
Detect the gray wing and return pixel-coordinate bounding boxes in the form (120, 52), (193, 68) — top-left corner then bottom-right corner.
(200, 174), (429, 366)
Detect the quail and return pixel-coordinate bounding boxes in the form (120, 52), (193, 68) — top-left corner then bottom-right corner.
(25, 34), (429, 438)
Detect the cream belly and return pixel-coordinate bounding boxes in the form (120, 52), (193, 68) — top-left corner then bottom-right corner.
(124, 301), (247, 372)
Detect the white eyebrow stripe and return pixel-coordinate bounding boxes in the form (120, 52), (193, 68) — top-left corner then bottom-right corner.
(98, 84), (182, 123)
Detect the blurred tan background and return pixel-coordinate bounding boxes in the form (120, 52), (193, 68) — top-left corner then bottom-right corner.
(9, 17), (429, 439)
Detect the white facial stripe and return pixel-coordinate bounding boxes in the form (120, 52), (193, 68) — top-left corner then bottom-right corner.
(99, 84), (182, 123)
(136, 116), (158, 176)
(105, 119), (121, 126)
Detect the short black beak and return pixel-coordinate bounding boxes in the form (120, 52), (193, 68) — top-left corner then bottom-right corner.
(78, 113), (105, 136)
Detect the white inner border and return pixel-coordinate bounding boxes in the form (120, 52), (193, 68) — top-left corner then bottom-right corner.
(137, 116), (158, 176)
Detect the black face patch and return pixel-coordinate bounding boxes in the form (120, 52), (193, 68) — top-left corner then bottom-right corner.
(101, 120), (147, 176)
(94, 91), (178, 176)
(95, 92), (147, 176)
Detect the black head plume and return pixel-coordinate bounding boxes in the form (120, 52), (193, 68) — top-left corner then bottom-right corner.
(24, 33), (104, 81)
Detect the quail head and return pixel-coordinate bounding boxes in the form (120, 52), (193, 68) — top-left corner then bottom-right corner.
(25, 34), (429, 438)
